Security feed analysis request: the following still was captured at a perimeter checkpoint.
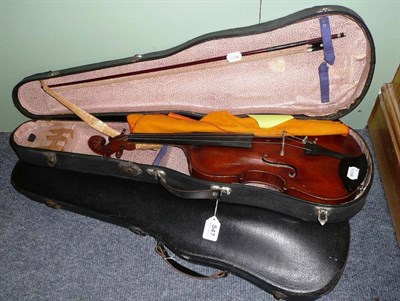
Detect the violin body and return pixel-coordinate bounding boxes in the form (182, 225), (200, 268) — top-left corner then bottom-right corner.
(183, 135), (367, 205)
(87, 131), (368, 205)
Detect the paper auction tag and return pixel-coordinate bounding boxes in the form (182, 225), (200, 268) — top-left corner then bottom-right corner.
(347, 166), (360, 180)
(202, 216), (221, 242)
(226, 51), (242, 63)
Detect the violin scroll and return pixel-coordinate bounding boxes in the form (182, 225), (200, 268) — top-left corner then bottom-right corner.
(88, 133), (136, 158)
(88, 135), (107, 156)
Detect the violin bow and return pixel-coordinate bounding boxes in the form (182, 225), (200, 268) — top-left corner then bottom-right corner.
(41, 81), (252, 153)
(41, 80), (120, 138)
(47, 33), (345, 89)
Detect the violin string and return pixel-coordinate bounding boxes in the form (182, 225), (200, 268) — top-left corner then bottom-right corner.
(252, 141), (312, 152)
(127, 133), (315, 152)
(128, 138), (252, 147)
(251, 135), (312, 152)
(125, 138), (313, 153)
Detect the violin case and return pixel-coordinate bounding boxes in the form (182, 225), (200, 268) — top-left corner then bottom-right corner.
(10, 5), (375, 300)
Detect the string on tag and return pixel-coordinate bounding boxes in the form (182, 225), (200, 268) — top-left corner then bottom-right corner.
(213, 198), (219, 217)
(202, 198), (221, 242)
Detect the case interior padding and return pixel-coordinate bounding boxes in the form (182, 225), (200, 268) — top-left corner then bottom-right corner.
(16, 14), (372, 118)
(13, 120), (188, 174)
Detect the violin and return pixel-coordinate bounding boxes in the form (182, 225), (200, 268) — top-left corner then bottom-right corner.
(88, 132), (367, 205)
(41, 78), (366, 205)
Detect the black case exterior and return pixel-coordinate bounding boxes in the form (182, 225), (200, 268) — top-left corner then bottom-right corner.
(9, 4), (375, 300)
(10, 138), (371, 224)
(11, 160), (350, 300)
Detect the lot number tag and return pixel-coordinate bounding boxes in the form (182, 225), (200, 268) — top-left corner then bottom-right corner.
(202, 216), (221, 242)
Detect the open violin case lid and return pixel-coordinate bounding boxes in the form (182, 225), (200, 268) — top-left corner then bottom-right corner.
(10, 5), (375, 300)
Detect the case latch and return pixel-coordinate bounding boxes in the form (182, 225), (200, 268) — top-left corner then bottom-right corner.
(317, 208), (329, 225)
(210, 185), (232, 197)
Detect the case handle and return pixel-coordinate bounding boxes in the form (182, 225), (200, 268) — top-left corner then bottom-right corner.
(147, 169), (232, 200)
(155, 243), (228, 280)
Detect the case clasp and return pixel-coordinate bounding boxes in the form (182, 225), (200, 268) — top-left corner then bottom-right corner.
(317, 208), (329, 225)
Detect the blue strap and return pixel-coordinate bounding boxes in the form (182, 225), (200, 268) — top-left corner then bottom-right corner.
(319, 62), (330, 103)
(318, 16), (335, 103)
(319, 16), (335, 65)
(152, 145), (168, 166)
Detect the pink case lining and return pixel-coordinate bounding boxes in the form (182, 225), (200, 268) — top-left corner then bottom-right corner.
(17, 14), (372, 118)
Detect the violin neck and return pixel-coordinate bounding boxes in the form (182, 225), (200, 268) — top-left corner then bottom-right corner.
(126, 133), (254, 148)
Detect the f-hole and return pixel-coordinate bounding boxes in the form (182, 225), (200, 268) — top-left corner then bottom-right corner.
(262, 154), (297, 178)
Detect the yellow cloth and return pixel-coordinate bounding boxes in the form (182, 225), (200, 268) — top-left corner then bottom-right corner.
(127, 111), (349, 137)
(248, 114), (294, 128)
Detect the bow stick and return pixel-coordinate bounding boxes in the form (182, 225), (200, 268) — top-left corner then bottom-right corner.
(41, 80), (120, 138)
(47, 33), (345, 89)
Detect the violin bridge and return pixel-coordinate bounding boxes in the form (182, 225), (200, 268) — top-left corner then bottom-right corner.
(280, 131), (286, 156)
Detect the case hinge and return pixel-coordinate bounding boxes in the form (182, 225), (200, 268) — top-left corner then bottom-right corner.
(44, 152), (57, 167)
(317, 7), (333, 13)
(119, 162), (142, 176)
